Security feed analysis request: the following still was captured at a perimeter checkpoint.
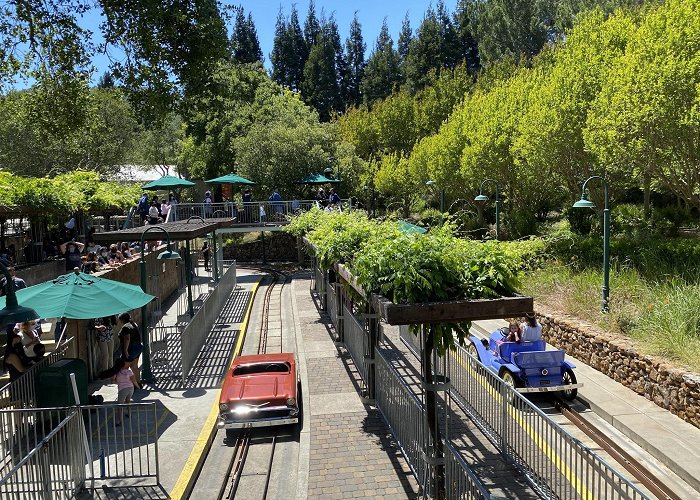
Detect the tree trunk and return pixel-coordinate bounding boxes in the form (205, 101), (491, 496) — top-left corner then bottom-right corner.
(423, 325), (444, 498)
(643, 175), (651, 219)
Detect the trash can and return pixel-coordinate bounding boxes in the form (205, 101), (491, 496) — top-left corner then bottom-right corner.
(36, 358), (88, 407)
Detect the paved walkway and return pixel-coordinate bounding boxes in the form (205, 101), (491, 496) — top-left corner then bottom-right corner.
(290, 272), (420, 499)
(473, 319), (700, 495)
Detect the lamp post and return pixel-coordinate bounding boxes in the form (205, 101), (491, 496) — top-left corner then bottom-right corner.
(474, 179), (501, 240)
(0, 263), (39, 324)
(139, 226), (181, 383)
(363, 183), (376, 217)
(573, 176), (610, 313)
(426, 180), (445, 213)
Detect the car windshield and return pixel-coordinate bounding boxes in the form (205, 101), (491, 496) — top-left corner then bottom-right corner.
(233, 362), (290, 376)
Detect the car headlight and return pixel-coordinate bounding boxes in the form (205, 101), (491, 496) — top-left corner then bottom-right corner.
(286, 398), (296, 407)
(219, 403), (229, 411)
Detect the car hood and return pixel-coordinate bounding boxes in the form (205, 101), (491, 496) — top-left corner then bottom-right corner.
(221, 374), (294, 404)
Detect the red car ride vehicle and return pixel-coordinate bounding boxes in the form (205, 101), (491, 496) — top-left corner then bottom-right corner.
(218, 353), (301, 435)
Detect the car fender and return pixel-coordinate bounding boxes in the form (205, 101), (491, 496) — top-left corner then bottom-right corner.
(468, 336), (490, 361)
(563, 360), (576, 370)
(499, 363), (522, 377)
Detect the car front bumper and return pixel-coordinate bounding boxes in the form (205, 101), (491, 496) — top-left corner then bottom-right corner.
(517, 383), (583, 393)
(218, 405), (299, 429)
(218, 416), (299, 429)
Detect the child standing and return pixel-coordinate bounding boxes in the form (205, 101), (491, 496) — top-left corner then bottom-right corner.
(113, 358), (137, 426)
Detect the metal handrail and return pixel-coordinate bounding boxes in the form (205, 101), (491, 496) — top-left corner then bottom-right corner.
(449, 344), (649, 499)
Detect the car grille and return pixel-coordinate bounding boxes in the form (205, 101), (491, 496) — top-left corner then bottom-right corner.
(221, 407), (293, 423)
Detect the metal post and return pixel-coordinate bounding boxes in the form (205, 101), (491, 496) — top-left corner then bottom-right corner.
(185, 239), (194, 317)
(139, 254), (153, 382)
(212, 230), (219, 282)
(261, 231), (267, 264)
(602, 207), (610, 312)
(574, 176), (611, 312)
(366, 304), (377, 400)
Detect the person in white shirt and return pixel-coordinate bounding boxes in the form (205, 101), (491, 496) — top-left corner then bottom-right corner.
(520, 313), (542, 342)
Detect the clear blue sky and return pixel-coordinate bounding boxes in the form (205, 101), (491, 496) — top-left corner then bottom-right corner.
(79, 0), (457, 83)
(233, 1), (458, 67)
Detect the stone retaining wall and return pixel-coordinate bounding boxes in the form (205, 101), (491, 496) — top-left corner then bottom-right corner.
(223, 232), (302, 262)
(532, 308), (700, 429)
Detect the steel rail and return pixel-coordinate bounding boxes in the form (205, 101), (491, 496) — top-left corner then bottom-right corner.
(554, 398), (681, 500)
(218, 271), (286, 499)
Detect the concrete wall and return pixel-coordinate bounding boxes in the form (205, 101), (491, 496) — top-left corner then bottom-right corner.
(532, 309), (700, 429)
(15, 259), (65, 287)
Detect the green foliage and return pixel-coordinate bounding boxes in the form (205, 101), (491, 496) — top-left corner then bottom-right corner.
(288, 210), (527, 353)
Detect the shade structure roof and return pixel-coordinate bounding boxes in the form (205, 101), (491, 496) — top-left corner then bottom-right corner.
(298, 173), (341, 184)
(92, 219), (235, 243)
(0, 271), (155, 320)
(206, 173), (255, 185)
(397, 220), (427, 235)
(142, 175), (195, 190)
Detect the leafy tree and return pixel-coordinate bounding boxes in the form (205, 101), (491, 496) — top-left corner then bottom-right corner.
(233, 89), (334, 195)
(0, 83), (140, 177)
(231, 8), (263, 64)
(515, 10), (636, 203)
(436, 0), (461, 69)
(585, 0), (700, 210)
(344, 13), (366, 107)
(271, 10), (289, 87)
(374, 153), (422, 218)
(360, 20), (401, 104)
(326, 16), (348, 112)
(138, 113), (183, 174)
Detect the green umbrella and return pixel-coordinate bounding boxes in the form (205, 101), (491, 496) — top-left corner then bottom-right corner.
(0, 270), (156, 320)
(298, 173), (341, 184)
(397, 220), (427, 235)
(142, 175), (195, 190)
(206, 173), (256, 185)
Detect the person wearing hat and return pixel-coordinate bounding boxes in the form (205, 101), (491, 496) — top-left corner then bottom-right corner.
(520, 313), (542, 342)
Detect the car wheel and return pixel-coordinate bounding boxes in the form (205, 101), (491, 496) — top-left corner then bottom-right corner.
(499, 369), (521, 404)
(561, 368), (578, 401)
(467, 342), (480, 361)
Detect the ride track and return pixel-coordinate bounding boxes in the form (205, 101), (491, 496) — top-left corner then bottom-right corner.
(459, 328), (684, 499)
(217, 271), (287, 500)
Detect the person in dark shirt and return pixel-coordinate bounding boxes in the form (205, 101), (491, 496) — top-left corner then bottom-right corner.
(59, 241), (85, 271)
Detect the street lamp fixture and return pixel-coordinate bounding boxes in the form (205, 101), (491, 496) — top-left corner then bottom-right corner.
(139, 226), (181, 383)
(0, 263), (39, 324)
(474, 179), (501, 240)
(426, 180), (445, 213)
(573, 176), (610, 312)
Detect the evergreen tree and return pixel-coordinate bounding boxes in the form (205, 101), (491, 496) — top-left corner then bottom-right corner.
(301, 26), (340, 121)
(345, 13), (366, 107)
(304, 0), (321, 49)
(327, 15), (348, 111)
(97, 71), (115, 88)
(436, 0), (460, 68)
(361, 19), (401, 104)
(398, 13), (412, 63)
(404, 7), (443, 91)
(271, 10), (290, 87)
(454, 0), (481, 72)
(231, 8), (262, 64)
(287, 7), (307, 92)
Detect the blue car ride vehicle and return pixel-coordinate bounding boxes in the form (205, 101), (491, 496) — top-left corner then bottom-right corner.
(467, 328), (582, 401)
